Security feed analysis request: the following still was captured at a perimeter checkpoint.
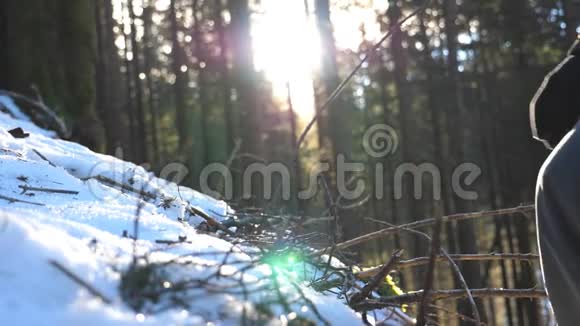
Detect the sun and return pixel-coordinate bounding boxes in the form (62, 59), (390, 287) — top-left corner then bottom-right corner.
(251, 0), (320, 118)
(251, 0), (390, 119)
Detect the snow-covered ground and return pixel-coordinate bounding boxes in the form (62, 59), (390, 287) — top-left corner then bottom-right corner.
(0, 97), (406, 325)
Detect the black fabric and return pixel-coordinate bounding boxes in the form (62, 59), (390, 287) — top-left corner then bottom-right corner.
(536, 122), (580, 326)
(568, 39), (580, 56)
(530, 39), (580, 149)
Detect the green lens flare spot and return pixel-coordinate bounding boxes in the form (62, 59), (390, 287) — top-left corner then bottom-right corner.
(261, 250), (304, 281)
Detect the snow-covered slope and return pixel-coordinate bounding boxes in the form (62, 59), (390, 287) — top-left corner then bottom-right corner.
(0, 102), (402, 325)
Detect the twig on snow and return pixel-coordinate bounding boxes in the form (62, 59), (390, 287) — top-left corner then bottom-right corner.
(32, 149), (56, 167)
(86, 175), (156, 201)
(0, 194), (44, 206)
(188, 205), (235, 236)
(155, 237), (191, 245)
(18, 185), (79, 195)
(49, 259), (112, 304)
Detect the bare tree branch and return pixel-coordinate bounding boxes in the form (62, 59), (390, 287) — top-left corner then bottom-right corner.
(352, 288), (547, 310)
(356, 253), (539, 277)
(363, 218), (481, 324)
(417, 211), (442, 326)
(429, 304), (486, 326)
(350, 249), (403, 304)
(295, 1), (430, 150)
(314, 205), (534, 254)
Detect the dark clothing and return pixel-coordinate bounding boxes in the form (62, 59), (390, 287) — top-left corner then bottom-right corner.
(536, 122), (580, 326)
(571, 40), (580, 56)
(533, 38), (580, 325)
(530, 39), (580, 149)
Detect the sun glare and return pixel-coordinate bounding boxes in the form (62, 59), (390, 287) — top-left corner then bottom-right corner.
(332, 0), (390, 50)
(251, 0), (320, 118)
(252, 0), (390, 119)
(118, 0), (391, 120)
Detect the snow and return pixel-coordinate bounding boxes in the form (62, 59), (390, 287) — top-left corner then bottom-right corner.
(0, 97), (56, 138)
(0, 95), (31, 122)
(0, 101), (405, 325)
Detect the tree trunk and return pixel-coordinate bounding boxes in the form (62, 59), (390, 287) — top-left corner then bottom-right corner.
(227, 0), (263, 204)
(127, 0), (148, 163)
(314, 0), (355, 242)
(303, 0), (327, 151)
(417, 5), (457, 250)
(442, 0), (487, 323)
(94, 0), (109, 150)
(192, 0), (210, 168)
(95, 0), (127, 155)
(169, 0), (189, 153)
(120, 3), (137, 161)
(474, 39), (516, 326)
(376, 46), (401, 252)
(214, 0), (235, 156)
(287, 83), (303, 214)
(142, 3), (160, 167)
(314, 0), (353, 160)
(0, 0), (104, 150)
(387, 0), (423, 288)
(501, 1), (541, 324)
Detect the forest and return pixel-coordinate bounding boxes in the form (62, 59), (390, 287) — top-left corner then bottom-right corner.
(0, 0), (578, 325)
